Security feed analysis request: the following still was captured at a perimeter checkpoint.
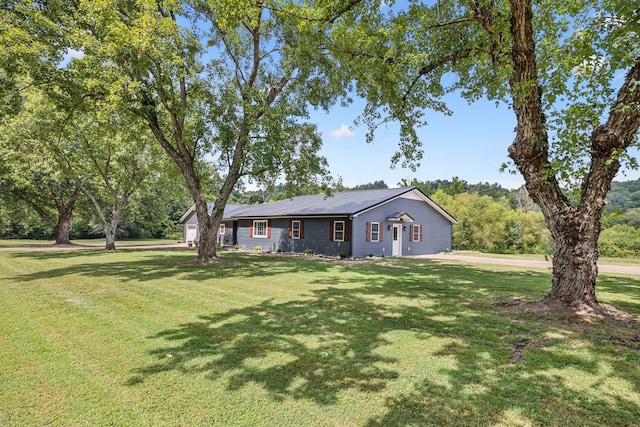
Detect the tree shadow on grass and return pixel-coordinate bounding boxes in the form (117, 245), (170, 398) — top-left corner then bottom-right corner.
(127, 290), (405, 404)
(597, 274), (640, 312)
(7, 250), (338, 283)
(365, 328), (640, 426)
(126, 259), (640, 422)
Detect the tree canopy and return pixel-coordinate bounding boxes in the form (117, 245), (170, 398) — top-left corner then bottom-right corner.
(49, 0), (365, 261)
(328, 0), (640, 310)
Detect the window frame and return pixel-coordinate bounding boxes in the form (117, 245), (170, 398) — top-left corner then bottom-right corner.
(333, 220), (345, 242)
(252, 219), (268, 238)
(291, 220), (301, 239)
(219, 223), (226, 236)
(370, 222), (380, 242)
(412, 224), (421, 242)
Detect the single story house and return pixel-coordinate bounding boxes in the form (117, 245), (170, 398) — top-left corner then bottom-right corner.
(179, 187), (456, 257)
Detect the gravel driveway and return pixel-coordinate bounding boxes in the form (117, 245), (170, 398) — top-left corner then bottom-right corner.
(418, 253), (640, 275)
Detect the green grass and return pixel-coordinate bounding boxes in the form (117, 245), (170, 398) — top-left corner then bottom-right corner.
(1, 249), (639, 426)
(0, 238), (181, 248)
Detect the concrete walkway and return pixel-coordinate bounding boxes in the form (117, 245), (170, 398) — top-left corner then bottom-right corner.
(418, 253), (640, 275)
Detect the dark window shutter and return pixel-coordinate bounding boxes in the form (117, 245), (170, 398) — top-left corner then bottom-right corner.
(410, 225), (414, 242)
(288, 220), (292, 238)
(329, 221), (334, 241)
(267, 220), (271, 238)
(249, 221), (253, 238)
(344, 220), (350, 242)
(366, 222), (371, 242)
(300, 221), (304, 239)
(380, 223), (383, 242)
(420, 225), (423, 242)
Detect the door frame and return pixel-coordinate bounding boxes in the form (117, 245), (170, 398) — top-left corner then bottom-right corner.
(392, 224), (402, 256)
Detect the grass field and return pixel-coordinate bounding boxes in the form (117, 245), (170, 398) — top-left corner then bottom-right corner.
(1, 248), (639, 426)
(0, 238), (181, 248)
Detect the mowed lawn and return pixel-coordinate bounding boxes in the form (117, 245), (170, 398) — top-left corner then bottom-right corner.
(1, 248), (639, 426)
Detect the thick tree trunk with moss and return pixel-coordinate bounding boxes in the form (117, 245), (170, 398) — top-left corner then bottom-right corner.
(508, 0), (640, 309)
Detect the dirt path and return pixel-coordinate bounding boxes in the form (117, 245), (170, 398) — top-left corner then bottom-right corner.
(418, 253), (640, 275)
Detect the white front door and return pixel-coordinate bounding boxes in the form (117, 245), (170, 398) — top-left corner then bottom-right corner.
(392, 224), (402, 256)
(186, 225), (197, 243)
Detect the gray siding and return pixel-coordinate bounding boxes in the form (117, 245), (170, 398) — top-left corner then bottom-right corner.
(183, 212), (198, 243)
(352, 198), (452, 257)
(182, 212), (234, 246)
(181, 189), (453, 256)
(236, 217), (352, 257)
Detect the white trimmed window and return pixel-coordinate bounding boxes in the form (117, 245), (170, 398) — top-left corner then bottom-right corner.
(370, 222), (380, 242)
(412, 224), (421, 242)
(219, 223), (226, 235)
(292, 220), (301, 239)
(333, 221), (345, 241)
(253, 220), (268, 238)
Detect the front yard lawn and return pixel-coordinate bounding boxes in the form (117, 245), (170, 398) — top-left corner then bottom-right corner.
(1, 249), (638, 426)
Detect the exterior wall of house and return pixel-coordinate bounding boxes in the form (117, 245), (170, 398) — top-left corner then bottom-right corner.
(182, 213), (235, 246)
(181, 191), (453, 256)
(351, 198), (452, 257)
(183, 213), (198, 243)
(235, 217), (352, 257)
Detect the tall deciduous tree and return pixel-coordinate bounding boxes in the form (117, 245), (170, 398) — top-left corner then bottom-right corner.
(331, 0), (640, 311)
(0, 89), (81, 244)
(56, 105), (155, 251)
(69, 0), (354, 263)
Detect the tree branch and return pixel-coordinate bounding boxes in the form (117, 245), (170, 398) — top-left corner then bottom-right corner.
(582, 58), (640, 207)
(507, 0), (568, 213)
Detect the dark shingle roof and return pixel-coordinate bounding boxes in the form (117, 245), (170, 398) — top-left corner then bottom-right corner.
(181, 187), (456, 224)
(229, 187), (413, 217)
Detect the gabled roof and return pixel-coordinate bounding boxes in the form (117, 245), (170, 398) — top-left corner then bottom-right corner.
(229, 187), (414, 218)
(387, 212), (415, 222)
(180, 187), (457, 224)
(178, 203), (245, 223)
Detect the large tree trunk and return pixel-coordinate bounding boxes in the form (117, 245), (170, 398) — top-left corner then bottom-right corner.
(193, 199), (217, 263)
(53, 209), (73, 245)
(144, 94), (248, 264)
(25, 183), (79, 245)
(543, 208), (600, 307)
(104, 218), (117, 251)
(102, 197), (129, 251)
(508, 0), (640, 310)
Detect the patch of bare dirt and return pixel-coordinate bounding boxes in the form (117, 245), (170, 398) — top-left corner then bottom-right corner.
(487, 296), (640, 362)
(525, 298), (639, 323)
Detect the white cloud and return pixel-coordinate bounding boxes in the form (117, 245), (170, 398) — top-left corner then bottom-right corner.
(328, 124), (356, 140)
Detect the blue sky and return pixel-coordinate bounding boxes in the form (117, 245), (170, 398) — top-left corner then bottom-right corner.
(313, 90), (640, 190)
(312, 95), (522, 189)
